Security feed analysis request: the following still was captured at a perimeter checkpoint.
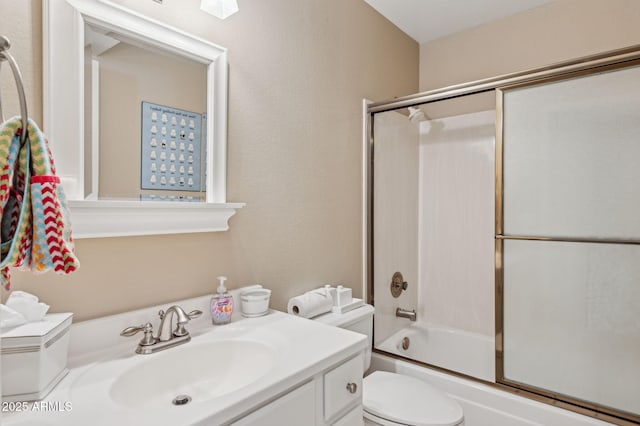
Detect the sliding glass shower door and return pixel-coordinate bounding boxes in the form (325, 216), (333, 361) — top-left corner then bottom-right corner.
(367, 45), (640, 425)
(497, 61), (640, 423)
(371, 94), (496, 382)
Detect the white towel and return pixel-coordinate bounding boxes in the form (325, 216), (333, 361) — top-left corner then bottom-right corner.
(0, 304), (26, 328)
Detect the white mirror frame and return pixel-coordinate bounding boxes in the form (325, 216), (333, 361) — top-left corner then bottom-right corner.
(43, 0), (243, 238)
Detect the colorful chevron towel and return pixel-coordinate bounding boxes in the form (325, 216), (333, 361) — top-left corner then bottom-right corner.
(0, 116), (80, 290)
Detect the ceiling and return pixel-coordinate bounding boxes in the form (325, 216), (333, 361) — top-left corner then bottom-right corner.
(363, 0), (554, 44)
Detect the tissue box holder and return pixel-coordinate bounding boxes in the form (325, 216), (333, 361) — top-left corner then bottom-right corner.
(1, 313), (73, 402)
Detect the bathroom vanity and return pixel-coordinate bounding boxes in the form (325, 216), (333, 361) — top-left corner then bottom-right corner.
(3, 291), (367, 425)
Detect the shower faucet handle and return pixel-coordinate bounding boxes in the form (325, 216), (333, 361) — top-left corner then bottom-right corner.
(390, 271), (408, 297)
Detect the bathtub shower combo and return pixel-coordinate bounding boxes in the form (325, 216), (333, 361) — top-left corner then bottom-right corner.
(365, 46), (640, 426)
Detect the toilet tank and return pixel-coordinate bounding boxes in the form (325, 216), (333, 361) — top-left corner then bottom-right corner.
(314, 304), (374, 370)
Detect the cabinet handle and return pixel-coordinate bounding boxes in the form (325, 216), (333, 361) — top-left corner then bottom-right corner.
(346, 382), (357, 394)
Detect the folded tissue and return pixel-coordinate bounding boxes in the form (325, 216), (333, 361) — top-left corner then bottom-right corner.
(1, 291), (50, 328)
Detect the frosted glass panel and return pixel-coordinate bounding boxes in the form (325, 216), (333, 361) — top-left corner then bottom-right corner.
(503, 65), (640, 239)
(503, 239), (640, 415)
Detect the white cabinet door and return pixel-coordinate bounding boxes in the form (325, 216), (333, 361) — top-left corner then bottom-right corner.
(231, 380), (316, 426)
(332, 405), (363, 426)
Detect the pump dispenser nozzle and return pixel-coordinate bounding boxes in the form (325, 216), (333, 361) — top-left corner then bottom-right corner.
(216, 276), (228, 293)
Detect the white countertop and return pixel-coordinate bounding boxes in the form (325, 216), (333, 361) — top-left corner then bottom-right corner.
(3, 291), (367, 425)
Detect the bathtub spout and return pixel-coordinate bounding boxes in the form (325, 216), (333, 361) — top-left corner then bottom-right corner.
(396, 307), (417, 321)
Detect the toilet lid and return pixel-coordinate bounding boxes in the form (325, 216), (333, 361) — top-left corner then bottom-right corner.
(363, 371), (464, 426)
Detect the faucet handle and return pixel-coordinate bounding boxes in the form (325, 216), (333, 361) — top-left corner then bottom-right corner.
(187, 310), (202, 320)
(120, 322), (156, 346)
(121, 323), (150, 336)
(159, 307), (201, 321)
(173, 310), (203, 337)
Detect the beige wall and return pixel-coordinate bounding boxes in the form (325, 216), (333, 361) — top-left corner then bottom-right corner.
(0, 0), (418, 320)
(0, 0), (42, 124)
(420, 0), (640, 91)
(10, 0), (637, 323)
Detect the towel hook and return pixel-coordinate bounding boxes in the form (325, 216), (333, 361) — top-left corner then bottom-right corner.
(0, 35), (29, 146)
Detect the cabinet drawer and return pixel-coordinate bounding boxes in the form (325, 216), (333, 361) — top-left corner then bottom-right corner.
(231, 380), (315, 426)
(324, 355), (363, 421)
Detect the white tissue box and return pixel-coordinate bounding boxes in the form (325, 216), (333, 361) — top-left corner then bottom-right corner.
(1, 313), (73, 401)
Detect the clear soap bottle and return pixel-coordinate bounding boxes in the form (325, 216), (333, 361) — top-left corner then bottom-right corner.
(210, 276), (234, 325)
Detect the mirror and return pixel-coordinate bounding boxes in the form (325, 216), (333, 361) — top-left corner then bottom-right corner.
(84, 24), (208, 201)
(43, 0), (243, 238)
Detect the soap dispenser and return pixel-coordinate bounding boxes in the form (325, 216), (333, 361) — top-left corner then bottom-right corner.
(210, 276), (234, 325)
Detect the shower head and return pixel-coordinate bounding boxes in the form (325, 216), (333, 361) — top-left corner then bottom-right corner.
(408, 106), (427, 123)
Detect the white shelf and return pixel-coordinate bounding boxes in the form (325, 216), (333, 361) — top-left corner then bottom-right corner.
(68, 200), (244, 238)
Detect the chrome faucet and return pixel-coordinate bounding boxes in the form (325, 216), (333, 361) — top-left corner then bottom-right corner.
(121, 305), (202, 354)
(396, 307), (417, 321)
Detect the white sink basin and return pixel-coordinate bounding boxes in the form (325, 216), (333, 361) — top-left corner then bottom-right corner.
(109, 339), (276, 409)
(4, 307), (368, 426)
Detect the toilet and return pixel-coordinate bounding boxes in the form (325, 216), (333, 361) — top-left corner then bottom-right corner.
(314, 305), (464, 426)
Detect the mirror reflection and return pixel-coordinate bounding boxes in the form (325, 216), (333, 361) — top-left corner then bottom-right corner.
(84, 24), (207, 202)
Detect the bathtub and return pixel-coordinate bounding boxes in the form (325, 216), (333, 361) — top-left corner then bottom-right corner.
(371, 323), (614, 426)
(376, 322), (495, 382)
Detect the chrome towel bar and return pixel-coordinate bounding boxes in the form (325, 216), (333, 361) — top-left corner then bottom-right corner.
(0, 35), (29, 145)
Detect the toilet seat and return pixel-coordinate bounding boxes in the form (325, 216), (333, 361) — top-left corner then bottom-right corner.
(363, 371), (464, 426)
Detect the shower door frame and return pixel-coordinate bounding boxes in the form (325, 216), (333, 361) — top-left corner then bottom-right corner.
(365, 44), (640, 426)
